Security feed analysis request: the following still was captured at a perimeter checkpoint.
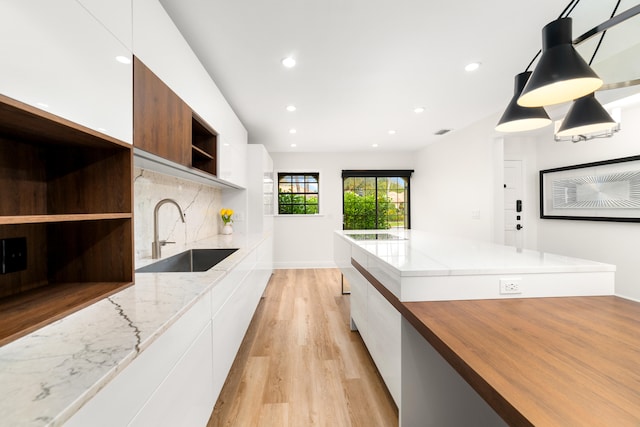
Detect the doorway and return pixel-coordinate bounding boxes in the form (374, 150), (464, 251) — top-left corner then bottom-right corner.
(504, 160), (524, 248)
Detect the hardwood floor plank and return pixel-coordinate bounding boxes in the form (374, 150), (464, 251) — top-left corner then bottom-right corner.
(257, 403), (289, 425)
(208, 269), (398, 427)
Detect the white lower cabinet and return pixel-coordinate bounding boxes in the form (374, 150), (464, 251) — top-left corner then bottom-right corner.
(130, 322), (214, 427)
(346, 267), (368, 340)
(348, 266), (401, 405)
(366, 275), (401, 404)
(211, 242), (270, 400)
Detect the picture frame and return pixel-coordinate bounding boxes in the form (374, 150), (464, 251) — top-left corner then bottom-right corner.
(539, 155), (640, 222)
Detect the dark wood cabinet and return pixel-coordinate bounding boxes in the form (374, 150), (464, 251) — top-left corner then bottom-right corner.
(133, 56), (191, 166)
(0, 94), (134, 345)
(134, 57), (218, 177)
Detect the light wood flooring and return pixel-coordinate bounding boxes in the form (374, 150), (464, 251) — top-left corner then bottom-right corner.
(207, 268), (398, 427)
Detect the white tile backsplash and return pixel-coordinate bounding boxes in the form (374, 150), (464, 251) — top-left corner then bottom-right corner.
(134, 168), (222, 262)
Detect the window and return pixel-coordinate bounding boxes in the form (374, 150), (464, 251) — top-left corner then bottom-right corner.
(278, 172), (319, 214)
(342, 170), (413, 230)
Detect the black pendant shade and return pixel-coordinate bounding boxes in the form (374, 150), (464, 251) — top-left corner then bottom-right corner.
(518, 18), (603, 107)
(496, 71), (551, 132)
(556, 93), (617, 137)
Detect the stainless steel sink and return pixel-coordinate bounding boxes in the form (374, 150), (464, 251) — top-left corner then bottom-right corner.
(136, 248), (238, 273)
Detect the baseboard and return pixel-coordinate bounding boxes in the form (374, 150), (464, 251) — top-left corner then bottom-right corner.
(273, 261), (337, 270)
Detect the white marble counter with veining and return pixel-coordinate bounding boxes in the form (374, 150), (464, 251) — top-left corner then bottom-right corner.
(336, 229), (616, 277)
(0, 233), (267, 427)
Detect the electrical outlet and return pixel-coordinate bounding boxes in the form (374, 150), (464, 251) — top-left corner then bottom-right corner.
(2, 237), (27, 274)
(499, 278), (522, 295)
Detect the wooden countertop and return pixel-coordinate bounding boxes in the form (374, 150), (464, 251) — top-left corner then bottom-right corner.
(402, 296), (640, 426)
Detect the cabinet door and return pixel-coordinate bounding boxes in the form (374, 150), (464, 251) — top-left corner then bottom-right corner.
(133, 57), (191, 165)
(130, 322), (215, 427)
(76, 0), (132, 49)
(218, 136), (248, 188)
(347, 268), (369, 341)
(211, 266), (264, 399)
(367, 282), (401, 405)
(211, 279), (254, 400)
(0, 0), (132, 143)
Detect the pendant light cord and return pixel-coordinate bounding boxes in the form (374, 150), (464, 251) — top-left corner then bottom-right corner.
(560, 0), (581, 19)
(588, 0), (621, 65)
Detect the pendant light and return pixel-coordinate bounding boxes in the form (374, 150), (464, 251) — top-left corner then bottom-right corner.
(517, 18), (602, 107)
(556, 93), (617, 137)
(496, 71), (551, 132)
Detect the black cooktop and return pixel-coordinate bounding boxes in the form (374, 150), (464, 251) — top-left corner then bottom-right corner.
(347, 233), (405, 241)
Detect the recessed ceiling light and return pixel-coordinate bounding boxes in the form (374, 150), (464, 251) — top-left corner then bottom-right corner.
(372, 143), (379, 148)
(115, 55), (131, 65)
(286, 105), (297, 112)
(289, 128), (297, 134)
(414, 107), (425, 114)
(282, 57), (296, 68)
(223, 143), (230, 147)
(290, 143), (297, 147)
(465, 62), (481, 72)
(388, 130), (396, 135)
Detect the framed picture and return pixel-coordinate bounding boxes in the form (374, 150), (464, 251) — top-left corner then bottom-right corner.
(540, 155), (640, 222)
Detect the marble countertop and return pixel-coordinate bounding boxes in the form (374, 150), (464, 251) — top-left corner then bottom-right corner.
(336, 229), (616, 277)
(0, 233), (267, 427)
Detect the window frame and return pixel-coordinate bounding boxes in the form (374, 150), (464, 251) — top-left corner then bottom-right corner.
(276, 171), (321, 215)
(341, 169), (413, 229)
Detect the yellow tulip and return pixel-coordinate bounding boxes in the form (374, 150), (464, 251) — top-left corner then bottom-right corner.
(220, 208), (234, 224)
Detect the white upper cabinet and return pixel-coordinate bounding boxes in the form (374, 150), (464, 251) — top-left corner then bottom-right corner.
(247, 144), (273, 233)
(0, 0), (133, 143)
(76, 0), (133, 50)
(218, 136), (248, 188)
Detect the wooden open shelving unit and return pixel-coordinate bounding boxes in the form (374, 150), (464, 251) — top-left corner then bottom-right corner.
(0, 94), (134, 346)
(191, 113), (217, 176)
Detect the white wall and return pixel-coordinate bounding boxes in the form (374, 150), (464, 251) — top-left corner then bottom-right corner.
(411, 114), (504, 243)
(271, 151), (415, 268)
(535, 103), (640, 301)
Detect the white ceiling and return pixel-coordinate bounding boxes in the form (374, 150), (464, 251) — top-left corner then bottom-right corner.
(158, 0), (640, 153)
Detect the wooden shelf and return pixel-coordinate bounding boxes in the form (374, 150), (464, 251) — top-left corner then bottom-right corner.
(0, 213), (132, 225)
(191, 144), (214, 160)
(0, 281), (133, 346)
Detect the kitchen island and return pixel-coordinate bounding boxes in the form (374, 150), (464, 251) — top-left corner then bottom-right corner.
(334, 229), (620, 425)
(0, 232), (272, 427)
